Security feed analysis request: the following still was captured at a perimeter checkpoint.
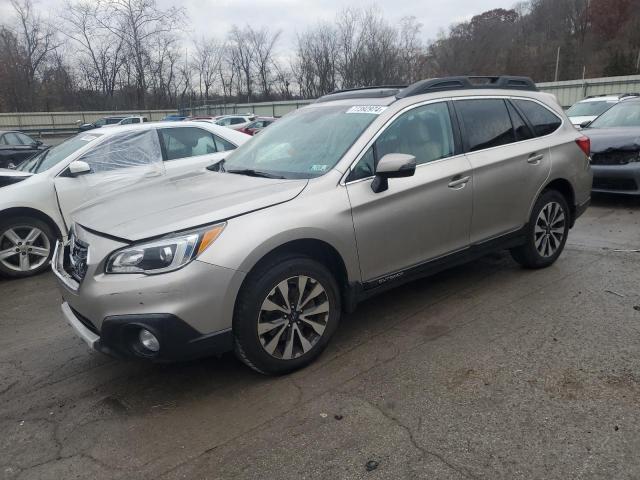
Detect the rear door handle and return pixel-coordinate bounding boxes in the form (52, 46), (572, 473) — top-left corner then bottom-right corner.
(448, 175), (471, 189)
(527, 153), (544, 164)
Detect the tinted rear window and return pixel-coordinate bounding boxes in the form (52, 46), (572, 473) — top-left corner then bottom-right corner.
(506, 102), (534, 141)
(456, 99), (515, 152)
(513, 99), (561, 136)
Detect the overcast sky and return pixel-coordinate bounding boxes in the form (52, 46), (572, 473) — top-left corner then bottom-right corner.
(170, 0), (517, 44)
(2, 0), (517, 51)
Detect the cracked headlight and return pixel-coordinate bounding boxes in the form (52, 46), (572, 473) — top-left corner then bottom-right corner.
(105, 223), (225, 274)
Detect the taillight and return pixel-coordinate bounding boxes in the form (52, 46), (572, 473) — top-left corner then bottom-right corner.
(576, 136), (590, 157)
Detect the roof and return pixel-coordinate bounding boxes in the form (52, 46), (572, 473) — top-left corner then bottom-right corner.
(315, 76), (538, 104)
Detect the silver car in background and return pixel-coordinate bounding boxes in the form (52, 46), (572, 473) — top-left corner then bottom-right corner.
(53, 76), (592, 374)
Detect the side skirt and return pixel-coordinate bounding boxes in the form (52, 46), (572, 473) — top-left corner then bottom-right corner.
(344, 227), (526, 311)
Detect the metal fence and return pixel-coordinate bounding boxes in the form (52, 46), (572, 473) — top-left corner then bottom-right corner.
(537, 74), (640, 107)
(187, 99), (313, 118)
(188, 75), (640, 115)
(0, 109), (176, 136)
(3, 74), (640, 135)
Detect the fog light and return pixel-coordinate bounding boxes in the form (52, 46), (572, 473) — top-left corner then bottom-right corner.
(138, 329), (160, 352)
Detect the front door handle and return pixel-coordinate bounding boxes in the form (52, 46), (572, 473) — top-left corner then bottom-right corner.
(527, 153), (544, 164)
(448, 175), (471, 189)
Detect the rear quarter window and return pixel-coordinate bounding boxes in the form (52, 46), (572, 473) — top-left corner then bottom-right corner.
(513, 99), (562, 136)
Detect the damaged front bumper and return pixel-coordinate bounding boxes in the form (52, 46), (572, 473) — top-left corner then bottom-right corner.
(52, 226), (245, 361)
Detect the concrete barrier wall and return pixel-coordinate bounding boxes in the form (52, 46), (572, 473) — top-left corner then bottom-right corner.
(0, 109), (176, 134)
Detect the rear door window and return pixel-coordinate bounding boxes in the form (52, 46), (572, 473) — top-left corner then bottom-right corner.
(513, 99), (562, 136)
(455, 99), (515, 152)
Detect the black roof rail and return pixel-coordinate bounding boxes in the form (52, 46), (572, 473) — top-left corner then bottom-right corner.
(396, 76), (538, 99)
(315, 85), (407, 103)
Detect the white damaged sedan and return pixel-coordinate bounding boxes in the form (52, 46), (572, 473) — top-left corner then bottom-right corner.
(0, 121), (249, 278)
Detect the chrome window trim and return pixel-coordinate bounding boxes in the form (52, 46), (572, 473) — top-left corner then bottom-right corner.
(341, 97), (456, 186)
(340, 94), (564, 186)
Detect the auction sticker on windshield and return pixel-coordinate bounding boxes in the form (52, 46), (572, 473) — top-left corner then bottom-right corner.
(346, 106), (387, 115)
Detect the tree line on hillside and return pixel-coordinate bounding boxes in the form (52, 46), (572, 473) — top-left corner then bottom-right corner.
(0, 0), (638, 112)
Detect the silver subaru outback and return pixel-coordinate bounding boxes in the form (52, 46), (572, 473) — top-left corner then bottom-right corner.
(53, 76), (593, 374)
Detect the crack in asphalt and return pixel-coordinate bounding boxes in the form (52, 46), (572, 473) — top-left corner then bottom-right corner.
(352, 395), (482, 480)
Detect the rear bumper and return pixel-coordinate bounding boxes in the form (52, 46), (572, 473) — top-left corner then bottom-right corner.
(573, 197), (590, 225)
(591, 163), (640, 195)
(61, 301), (234, 361)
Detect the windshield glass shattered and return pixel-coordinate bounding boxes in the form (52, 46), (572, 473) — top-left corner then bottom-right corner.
(222, 105), (380, 179)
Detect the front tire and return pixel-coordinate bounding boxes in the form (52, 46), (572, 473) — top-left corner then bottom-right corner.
(511, 189), (570, 269)
(233, 255), (341, 375)
(0, 216), (55, 279)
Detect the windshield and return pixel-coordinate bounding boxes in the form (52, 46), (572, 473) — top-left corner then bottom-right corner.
(566, 100), (615, 118)
(223, 105), (379, 179)
(16, 133), (102, 173)
(589, 101), (640, 128)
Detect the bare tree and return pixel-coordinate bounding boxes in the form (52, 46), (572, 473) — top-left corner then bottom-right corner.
(247, 26), (281, 99)
(99, 0), (185, 108)
(9, 0), (60, 107)
(192, 36), (224, 102)
(63, 0), (124, 104)
(228, 25), (256, 102)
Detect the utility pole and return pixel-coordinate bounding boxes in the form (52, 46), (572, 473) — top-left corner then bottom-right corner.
(554, 46), (561, 82)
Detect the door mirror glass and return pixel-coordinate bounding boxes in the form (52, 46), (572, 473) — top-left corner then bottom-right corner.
(68, 160), (91, 176)
(580, 120), (591, 129)
(371, 153), (416, 193)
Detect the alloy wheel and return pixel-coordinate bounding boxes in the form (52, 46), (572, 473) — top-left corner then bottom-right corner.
(0, 226), (51, 273)
(534, 201), (565, 258)
(257, 275), (330, 360)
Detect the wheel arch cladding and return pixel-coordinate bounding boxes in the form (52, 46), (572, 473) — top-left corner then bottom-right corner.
(240, 238), (350, 309)
(544, 178), (576, 225)
(0, 207), (62, 238)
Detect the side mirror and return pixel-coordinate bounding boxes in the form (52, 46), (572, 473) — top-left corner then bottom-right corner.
(580, 120), (591, 129)
(33, 140), (43, 147)
(68, 160), (91, 177)
(371, 153), (416, 193)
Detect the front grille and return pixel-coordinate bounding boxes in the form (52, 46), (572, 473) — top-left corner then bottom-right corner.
(64, 233), (89, 282)
(593, 177), (638, 191)
(591, 151), (640, 165)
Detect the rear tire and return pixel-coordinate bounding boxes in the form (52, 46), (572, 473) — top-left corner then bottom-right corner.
(510, 189), (570, 269)
(233, 254), (341, 375)
(0, 216), (55, 278)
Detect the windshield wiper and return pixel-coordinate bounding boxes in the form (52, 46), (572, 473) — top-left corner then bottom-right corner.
(226, 168), (285, 179)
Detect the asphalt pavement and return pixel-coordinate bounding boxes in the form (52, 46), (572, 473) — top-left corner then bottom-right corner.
(1, 195), (639, 480)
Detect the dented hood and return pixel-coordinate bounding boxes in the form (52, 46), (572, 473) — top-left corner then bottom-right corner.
(583, 127), (640, 154)
(73, 168), (308, 241)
